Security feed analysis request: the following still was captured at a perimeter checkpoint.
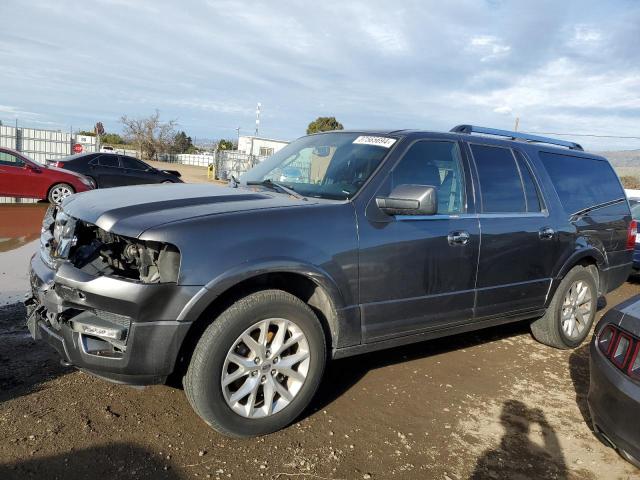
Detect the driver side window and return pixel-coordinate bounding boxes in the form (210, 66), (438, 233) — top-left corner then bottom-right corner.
(0, 151), (25, 167)
(391, 141), (465, 214)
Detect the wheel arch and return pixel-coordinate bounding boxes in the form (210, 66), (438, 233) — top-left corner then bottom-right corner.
(46, 181), (75, 201)
(170, 262), (349, 381)
(548, 247), (605, 305)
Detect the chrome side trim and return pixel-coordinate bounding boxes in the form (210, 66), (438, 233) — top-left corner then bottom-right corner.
(396, 212), (548, 221)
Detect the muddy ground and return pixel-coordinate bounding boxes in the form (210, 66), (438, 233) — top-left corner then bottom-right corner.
(1, 189), (639, 479)
(1, 281), (640, 480)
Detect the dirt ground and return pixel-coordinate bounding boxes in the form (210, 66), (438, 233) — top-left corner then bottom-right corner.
(1, 178), (639, 479)
(147, 160), (216, 185)
(1, 280), (640, 479)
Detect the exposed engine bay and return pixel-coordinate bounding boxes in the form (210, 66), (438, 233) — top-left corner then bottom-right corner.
(43, 207), (180, 284)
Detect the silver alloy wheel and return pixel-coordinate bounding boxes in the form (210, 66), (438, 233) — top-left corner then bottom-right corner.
(221, 318), (310, 419)
(561, 280), (593, 339)
(50, 185), (73, 204)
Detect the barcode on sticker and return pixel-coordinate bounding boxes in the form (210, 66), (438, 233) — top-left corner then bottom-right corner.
(353, 136), (397, 148)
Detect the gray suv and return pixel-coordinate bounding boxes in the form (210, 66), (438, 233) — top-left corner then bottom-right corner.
(26, 125), (635, 437)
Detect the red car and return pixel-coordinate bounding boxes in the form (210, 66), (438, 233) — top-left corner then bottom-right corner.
(0, 147), (95, 204)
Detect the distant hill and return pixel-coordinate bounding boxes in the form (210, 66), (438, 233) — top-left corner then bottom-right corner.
(600, 150), (640, 167)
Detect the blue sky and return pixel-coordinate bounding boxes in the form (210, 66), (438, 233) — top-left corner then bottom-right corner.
(1, 0), (639, 150)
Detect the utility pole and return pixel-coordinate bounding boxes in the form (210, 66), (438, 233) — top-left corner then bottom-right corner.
(255, 102), (261, 136)
(236, 126), (240, 150)
(514, 117), (520, 132)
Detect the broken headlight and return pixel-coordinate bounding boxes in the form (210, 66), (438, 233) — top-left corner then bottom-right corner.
(70, 222), (180, 284)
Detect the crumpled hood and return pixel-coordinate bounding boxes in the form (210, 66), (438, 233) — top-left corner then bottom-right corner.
(61, 183), (311, 238)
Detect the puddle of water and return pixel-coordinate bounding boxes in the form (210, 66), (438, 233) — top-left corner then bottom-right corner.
(0, 204), (48, 305)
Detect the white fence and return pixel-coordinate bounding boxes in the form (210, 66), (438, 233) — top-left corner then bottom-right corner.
(0, 125), (76, 163)
(159, 151), (268, 179)
(19, 128), (72, 163)
(0, 125), (17, 149)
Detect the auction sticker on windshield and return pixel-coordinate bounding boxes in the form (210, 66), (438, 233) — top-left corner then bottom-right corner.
(353, 136), (397, 148)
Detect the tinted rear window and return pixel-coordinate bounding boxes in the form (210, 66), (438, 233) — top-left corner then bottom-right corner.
(471, 144), (525, 213)
(96, 155), (119, 167)
(539, 152), (624, 214)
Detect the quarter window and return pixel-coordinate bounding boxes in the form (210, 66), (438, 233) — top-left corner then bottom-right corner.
(391, 141), (465, 214)
(0, 151), (25, 167)
(539, 152), (624, 214)
(471, 144), (528, 213)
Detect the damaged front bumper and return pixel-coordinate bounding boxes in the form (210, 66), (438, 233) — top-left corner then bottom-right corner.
(26, 252), (200, 385)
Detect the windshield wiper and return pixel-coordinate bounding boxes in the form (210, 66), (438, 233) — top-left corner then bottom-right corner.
(246, 179), (307, 201)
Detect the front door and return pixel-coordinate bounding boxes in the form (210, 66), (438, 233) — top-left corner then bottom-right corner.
(468, 143), (560, 318)
(0, 151), (27, 197)
(119, 156), (157, 185)
(358, 139), (480, 342)
(89, 154), (125, 187)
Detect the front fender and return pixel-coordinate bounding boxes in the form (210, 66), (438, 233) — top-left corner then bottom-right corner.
(176, 258), (354, 346)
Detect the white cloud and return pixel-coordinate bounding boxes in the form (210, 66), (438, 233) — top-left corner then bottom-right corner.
(493, 106), (512, 114)
(468, 35), (511, 62)
(573, 25), (602, 43)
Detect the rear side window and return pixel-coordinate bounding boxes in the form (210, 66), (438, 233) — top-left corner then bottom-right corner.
(539, 152), (624, 214)
(96, 155), (119, 167)
(471, 144), (527, 213)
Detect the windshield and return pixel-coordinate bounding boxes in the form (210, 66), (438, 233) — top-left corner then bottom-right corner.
(240, 132), (397, 200)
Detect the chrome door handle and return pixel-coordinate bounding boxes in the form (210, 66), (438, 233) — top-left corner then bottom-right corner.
(539, 227), (555, 240)
(448, 230), (470, 246)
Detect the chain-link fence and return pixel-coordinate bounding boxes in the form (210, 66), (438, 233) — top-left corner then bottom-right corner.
(159, 150), (268, 179)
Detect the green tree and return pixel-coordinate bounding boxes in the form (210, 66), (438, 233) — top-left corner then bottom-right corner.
(217, 139), (234, 150)
(172, 131), (194, 153)
(306, 116), (344, 135)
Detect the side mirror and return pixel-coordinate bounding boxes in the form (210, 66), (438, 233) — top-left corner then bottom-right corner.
(376, 184), (438, 216)
(25, 163), (41, 173)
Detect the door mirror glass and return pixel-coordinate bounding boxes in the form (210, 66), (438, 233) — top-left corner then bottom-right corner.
(376, 184), (438, 216)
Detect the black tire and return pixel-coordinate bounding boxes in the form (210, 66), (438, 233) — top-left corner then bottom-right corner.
(184, 290), (326, 437)
(47, 183), (75, 205)
(530, 266), (598, 349)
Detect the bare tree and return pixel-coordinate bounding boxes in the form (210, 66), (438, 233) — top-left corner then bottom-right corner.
(120, 110), (177, 161)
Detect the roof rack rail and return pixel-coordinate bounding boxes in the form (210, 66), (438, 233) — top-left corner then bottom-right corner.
(450, 124), (584, 151)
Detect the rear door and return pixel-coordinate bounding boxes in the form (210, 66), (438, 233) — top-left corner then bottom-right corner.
(0, 151), (27, 196)
(469, 143), (561, 318)
(358, 139), (480, 341)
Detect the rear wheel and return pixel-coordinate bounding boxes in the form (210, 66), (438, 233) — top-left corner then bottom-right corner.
(530, 266), (597, 349)
(47, 183), (74, 205)
(184, 290), (326, 437)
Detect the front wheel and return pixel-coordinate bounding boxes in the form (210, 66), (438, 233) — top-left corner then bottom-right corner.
(530, 266), (597, 349)
(47, 183), (75, 205)
(184, 290), (327, 437)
